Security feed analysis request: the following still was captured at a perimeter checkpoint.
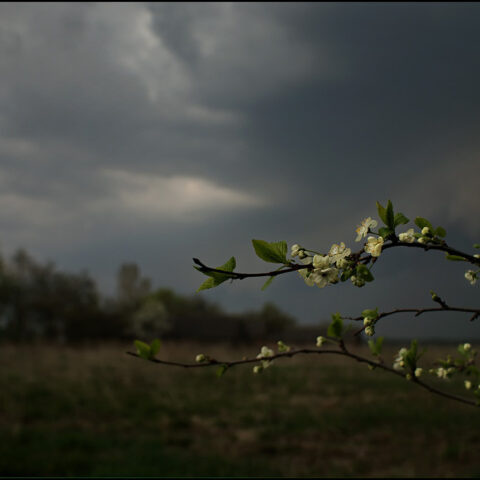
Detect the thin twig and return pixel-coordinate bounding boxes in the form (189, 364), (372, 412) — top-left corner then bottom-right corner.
(345, 305), (480, 336)
(126, 346), (478, 407)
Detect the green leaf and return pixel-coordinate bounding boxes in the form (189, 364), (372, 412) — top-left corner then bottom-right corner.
(252, 239), (288, 264)
(216, 364), (228, 377)
(368, 336), (384, 356)
(195, 256), (236, 291)
(404, 339), (419, 370)
(474, 244), (480, 249)
(261, 276), (275, 291)
(385, 200), (395, 229)
(327, 312), (343, 339)
(415, 217), (433, 231)
(340, 269), (353, 282)
(378, 227), (394, 240)
(394, 212), (409, 227)
(134, 340), (151, 360)
(435, 226), (446, 238)
(356, 264), (374, 282)
(376, 201), (387, 225)
(445, 254), (466, 262)
(362, 308), (379, 320)
(150, 339), (161, 357)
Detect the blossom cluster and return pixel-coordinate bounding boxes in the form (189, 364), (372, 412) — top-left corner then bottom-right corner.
(292, 242), (351, 289)
(291, 210), (479, 291)
(253, 345), (275, 373)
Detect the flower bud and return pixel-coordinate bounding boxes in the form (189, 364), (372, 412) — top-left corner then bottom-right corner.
(253, 365), (263, 374)
(421, 227), (430, 235)
(365, 326), (375, 336)
(195, 353), (206, 363)
(464, 343), (471, 352)
(465, 380), (472, 390)
(414, 367), (423, 377)
(291, 244), (301, 257)
(316, 336), (325, 347)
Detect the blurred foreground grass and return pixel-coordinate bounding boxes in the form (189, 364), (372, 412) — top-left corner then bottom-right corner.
(1, 342), (480, 477)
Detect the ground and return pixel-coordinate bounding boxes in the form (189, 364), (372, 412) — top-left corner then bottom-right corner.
(1, 342), (479, 477)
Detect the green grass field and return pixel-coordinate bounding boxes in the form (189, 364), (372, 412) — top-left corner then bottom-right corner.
(1, 342), (479, 477)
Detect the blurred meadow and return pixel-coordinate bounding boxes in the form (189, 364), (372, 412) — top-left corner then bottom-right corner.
(1, 341), (480, 478)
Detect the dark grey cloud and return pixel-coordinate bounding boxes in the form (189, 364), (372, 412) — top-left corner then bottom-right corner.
(0, 3), (479, 340)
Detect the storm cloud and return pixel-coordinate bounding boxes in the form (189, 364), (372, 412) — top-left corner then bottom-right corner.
(0, 3), (479, 339)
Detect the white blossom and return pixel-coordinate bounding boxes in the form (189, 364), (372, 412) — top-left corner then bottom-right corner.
(436, 367), (448, 379)
(465, 270), (477, 285)
(314, 267), (339, 288)
(350, 275), (366, 287)
(398, 228), (416, 243)
(312, 254), (330, 270)
(257, 346), (274, 359)
(414, 368), (423, 377)
(298, 268), (316, 287)
(291, 244), (302, 257)
(465, 380), (472, 390)
(336, 258), (349, 269)
(393, 347), (407, 371)
(328, 242), (351, 265)
(355, 217), (378, 242)
(464, 343), (471, 352)
(364, 236), (384, 257)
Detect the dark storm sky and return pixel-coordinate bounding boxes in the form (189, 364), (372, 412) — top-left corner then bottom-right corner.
(0, 3), (479, 339)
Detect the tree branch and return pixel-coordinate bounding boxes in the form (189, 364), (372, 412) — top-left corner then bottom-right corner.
(126, 346), (478, 407)
(193, 239), (480, 281)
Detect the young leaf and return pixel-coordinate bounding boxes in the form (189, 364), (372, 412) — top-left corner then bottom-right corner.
(134, 340), (151, 360)
(362, 308), (379, 320)
(415, 217), (433, 231)
(327, 312), (343, 339)
(445, 254), (466, 262)
(385, 200), (395, 229)
(150, 339), (161, 357)
(394, 212), (409, 227)
(435, 226), (446, 238)
(404, 339), (418, 370)
(216, 364), (228, 377)
(474, 243), (480, 249)
(261, 276), (275, 291)
(340, 269), (353, 282)
(378, 227), (394, 240)
(252, 239), (288, 264)
(356, 264), (374, 282)
(376, 201), (387, 225)
(368, 336), (384, 356)
(195, 257), (236, 291)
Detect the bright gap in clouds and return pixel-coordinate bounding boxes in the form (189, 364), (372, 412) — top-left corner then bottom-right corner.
(103, 169), (266, 221)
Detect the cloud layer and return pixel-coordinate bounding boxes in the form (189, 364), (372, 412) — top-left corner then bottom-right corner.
(0, 3), (479, 339)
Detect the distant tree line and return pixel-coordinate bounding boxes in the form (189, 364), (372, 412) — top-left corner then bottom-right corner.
(0, 248), (337, 344)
